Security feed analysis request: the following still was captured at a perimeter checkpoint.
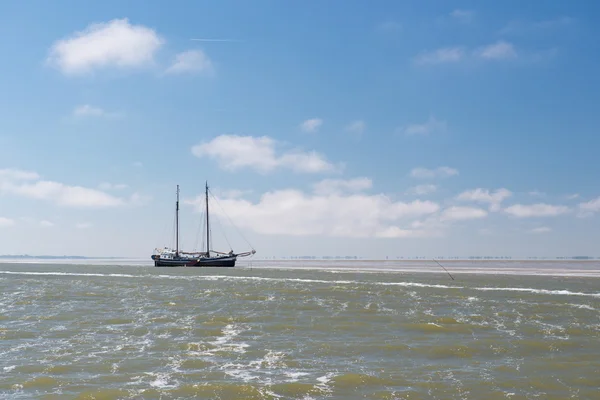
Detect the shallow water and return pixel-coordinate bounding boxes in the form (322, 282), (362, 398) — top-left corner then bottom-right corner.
(1, 261), (599, 399)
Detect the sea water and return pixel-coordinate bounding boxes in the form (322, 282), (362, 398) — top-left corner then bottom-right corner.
(1, 260), (599, 399)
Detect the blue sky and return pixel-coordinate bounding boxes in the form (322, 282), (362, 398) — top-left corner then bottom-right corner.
(1, 0), (600, 258)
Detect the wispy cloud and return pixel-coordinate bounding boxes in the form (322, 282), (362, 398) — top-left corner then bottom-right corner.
(165, 49), (214, 75)
(413, 47), (465, 65)
(300, 118), (323, 133)
(440, 206), (487, 222)
(407, 184), (437, 196)
(578, 196), (600, 217)
(0, 168), (145, 208)
(345, 120), (366, 136)
(529, 226), (551, 234)
(313, 177), (372, 196)
(40, 220), (54, 227)
(0, 217), (15, 227)
(399, 116), (447, 135)
(457, 188), (512, 212)
(76, 222), (93, 229)
(450, 9), (475, 23)
(72, 104), (120, 118)
(410, 167), (459, 179)
(47, 18), (164, 75)
(415, 41), (518, 65)
(504, 203), (570, 218)
(191, 134), (341, 174)
(475, 41), (517, 60)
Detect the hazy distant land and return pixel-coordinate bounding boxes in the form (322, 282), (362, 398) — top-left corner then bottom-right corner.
(0, 254), (598, 261)
(0, 255), (124, 260)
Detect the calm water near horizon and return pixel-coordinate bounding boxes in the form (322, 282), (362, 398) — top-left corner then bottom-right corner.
(1, 261), (599, 399)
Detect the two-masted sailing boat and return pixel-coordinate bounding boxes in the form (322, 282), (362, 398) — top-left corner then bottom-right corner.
(151, 183), (255, 267)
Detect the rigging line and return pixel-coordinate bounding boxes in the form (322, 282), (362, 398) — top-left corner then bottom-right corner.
(211, 206), (233, 251)
(193, 210), (205, 252)
(433, 258), (455, 281)
(208, 189), (255, 250)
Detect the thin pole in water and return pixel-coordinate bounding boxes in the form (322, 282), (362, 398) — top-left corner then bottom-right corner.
(433, 258), (455, 280)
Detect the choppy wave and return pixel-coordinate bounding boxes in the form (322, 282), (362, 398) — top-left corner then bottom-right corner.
(1, 263), (599, 400)
(2, 270), (599, 298)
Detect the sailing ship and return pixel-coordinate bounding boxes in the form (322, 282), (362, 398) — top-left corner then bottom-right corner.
(151, 182), (255, 267)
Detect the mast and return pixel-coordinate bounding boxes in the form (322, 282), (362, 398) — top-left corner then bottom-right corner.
(205, 181), (210, 257)
(176, 185), (180, 256)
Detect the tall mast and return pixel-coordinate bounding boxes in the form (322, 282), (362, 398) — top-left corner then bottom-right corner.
(205, 181), (210, 257)
(176, 185), (180, 256)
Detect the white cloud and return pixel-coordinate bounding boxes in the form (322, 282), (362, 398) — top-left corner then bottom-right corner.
(98, 182), (129, 190)
(566, 193), (580, 200)
(410, 166), (459, 179)
(165, 49), (214, 75)
(399, 116), (447, 136)
(73, 104), (111, 118)
(529, 227), (551, 234)
(407, 184), (437, 196)
(440, 206), (487, 221)
(191, 134), (340, 174)
(0, 217), (15, 227)
(76, 222), (93, 229)
(475, 41), (517, 60)
(40, 220), (54, 227)
(578, 197), (600, 217)
(313, 178), (372, 195)
(450, 9), (475, 23)
(414, 47), (465, 65)
(185, 187), (440, 238)
(0, 168), (144, 208)
(47, 18), (164, 75)
(0, 168), (39, 181)
(504, 203), (570, 218)
(457, 188), (512, 212)
(345, 120), (366, 135)
(300, 118), (323, 133)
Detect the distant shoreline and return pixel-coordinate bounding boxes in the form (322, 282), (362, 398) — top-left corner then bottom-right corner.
(0, 255), (128, 260)
(1, 255), (597, 262)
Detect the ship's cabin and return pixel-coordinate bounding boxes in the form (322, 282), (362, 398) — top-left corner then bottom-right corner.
(157, 248), (177, 259)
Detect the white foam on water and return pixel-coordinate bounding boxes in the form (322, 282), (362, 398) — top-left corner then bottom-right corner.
(315, 372), (335, 394)
(145, 371), (179, 389)
(3, 365), (16, 372)
(220, 362), (262, 382)
(473, 287), (600, 298)
(208, 323), (250, 355)
(284, 371), (310, 382)
(3, 270), (600, 298)
(566, 303), (595, 310)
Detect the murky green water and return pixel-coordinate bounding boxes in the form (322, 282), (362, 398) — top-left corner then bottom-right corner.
(1, 262), (599, 399)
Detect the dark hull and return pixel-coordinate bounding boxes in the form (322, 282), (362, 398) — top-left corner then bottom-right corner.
(191, 256), (236, 267)
(151, 254), (237, 267)
(151, 255), (198, 267)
